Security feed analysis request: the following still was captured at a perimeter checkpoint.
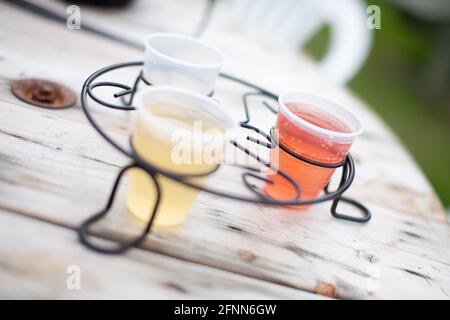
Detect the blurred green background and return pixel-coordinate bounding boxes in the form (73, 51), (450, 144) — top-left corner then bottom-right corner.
(306, 0), (450, 211)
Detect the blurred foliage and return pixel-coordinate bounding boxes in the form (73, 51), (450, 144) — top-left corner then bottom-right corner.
(304, 0), (450, 208)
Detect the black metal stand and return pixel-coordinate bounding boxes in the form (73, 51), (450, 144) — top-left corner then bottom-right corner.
(78, 61), (371, 254)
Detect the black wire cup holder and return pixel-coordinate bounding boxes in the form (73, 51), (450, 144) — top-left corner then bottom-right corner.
(78, 61), (371, 254)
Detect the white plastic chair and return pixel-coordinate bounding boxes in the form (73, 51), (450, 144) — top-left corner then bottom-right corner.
(227, 0), (373, 84)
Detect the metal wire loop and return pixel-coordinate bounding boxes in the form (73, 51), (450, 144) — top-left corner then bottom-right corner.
(78, 163), (161, 254)
(77, 61), (372, 254)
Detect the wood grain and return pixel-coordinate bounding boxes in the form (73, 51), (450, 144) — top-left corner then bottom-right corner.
(0, 209), (325, 299)
(0, 1), (449, 300)
(21, 0), (447, 221)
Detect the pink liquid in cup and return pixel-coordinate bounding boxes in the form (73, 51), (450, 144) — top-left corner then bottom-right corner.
(264, 93), (363, 209)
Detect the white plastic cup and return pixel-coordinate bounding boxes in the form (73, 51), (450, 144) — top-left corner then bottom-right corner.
(143, 33), (225, 95)
(265, 92), (363, 206)
(128, 86), (237, 227)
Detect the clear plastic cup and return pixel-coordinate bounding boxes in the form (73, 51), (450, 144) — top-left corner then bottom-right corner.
(264, 92), (363, 208)
(143, 33), (225, 95)
(128, 86), (237, 227)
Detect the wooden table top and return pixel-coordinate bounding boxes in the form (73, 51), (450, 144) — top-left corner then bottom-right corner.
(0, 0), (449, 299)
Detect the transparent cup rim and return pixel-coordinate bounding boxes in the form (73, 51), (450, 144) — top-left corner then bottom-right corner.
(134, 85), (238, 143)
(278, 92), (364, 141)
(145, 33), (225, 70)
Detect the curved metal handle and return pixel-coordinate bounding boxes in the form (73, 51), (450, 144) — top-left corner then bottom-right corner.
(330, 196), (371, 223)
(324, 157), (371, 223)
(78, 163), (161, 254)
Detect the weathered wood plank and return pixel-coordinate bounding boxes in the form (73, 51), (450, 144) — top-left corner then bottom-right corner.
(12, 0), (447, 221)
(3, 0), (446, 220)
(0, 209), (324, 299)
(24, 0), (207, 44)
(0, 2), (449, 300)
(1, 64), (449, 300)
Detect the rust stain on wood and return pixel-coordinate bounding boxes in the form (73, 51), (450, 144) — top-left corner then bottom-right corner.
(315, 282), (337, 298)
(237, 249), (258, 262)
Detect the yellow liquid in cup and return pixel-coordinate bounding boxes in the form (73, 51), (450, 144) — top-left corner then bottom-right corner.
(127, 101), (224, 227)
